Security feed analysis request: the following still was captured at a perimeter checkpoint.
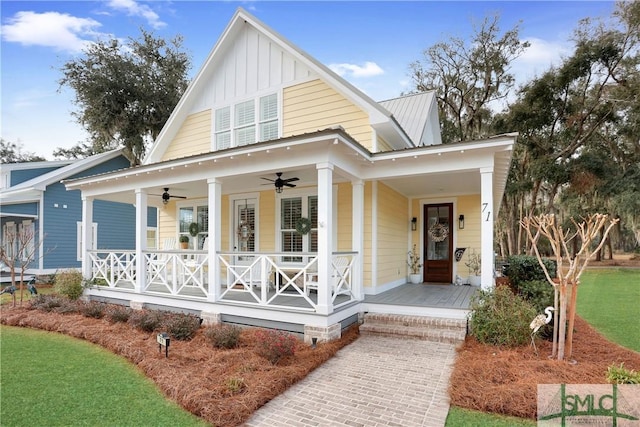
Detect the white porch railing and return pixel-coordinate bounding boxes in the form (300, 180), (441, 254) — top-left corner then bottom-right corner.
(88, 249), (357, 312)
(144, 250), (209, 296)
(88, 250), (136, 288)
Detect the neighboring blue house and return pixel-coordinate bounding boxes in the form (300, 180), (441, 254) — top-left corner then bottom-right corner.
(0, 150), (157, 274)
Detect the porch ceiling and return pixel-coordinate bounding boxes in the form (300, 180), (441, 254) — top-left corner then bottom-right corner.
(65, 129), (515, 207)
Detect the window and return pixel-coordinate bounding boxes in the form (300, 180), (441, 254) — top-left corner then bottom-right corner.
(235, 100), (255, 146)
(146, 228), (157, 250)
(280, 195), (317, 262)
(2, 221), (16, 260)
(215, 107), (231, 150)
(76, 222), (97, 261)
(19, 220), (35, 261)
(260, 94), (278, 141)
(178, 205), (209, 250)
(213, 93), (278, 150)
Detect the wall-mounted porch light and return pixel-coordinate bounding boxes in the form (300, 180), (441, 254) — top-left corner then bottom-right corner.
(458, 214), (465, 229)
(411, 217), (417, 231)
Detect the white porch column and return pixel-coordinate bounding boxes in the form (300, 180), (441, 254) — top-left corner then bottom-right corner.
(135, 189), (148, 293)
(352, 180), (364, 300)
(316, 163), (334, 315)
(81, 196), (93, 280)
(207, 178), (222, 302)
(480, 167), (494, 290)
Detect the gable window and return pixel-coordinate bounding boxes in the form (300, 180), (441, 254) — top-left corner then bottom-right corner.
(260, 94), (278, 141)
(214, 107), (231, 150)
(213, 93), (279, 150)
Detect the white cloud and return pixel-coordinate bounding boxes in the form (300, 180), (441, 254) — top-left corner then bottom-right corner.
(1, 11), (102, 53)
(511, 37), (574, 85)
(107, 0), (166, 29)
(329, 61), (384, 78)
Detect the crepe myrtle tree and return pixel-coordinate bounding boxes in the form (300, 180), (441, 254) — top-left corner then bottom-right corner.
(521, 213), (618, 362)
(0, 224), (51, 306)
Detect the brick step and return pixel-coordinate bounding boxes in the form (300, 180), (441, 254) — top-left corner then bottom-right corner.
(360, 313), (467, 344)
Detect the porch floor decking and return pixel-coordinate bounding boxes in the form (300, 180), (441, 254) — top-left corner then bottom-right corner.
(364, 283), (479, 309)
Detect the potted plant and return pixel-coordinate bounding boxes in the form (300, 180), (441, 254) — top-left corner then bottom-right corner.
(465, 250), (481, 286)
(407, 244), (423, 284)
(179, 235), (189, 249)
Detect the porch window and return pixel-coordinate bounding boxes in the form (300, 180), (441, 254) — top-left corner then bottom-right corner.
(280, 196), (317, 262)
(178, 205), (209, 249)
(213, 93), (279, 150)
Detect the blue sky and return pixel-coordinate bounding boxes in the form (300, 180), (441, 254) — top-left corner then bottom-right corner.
(1, 1), (615, 159)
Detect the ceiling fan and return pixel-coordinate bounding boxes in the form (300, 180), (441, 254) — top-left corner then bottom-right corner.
(261, 172), (299, 193)
(151, 188), (187, 205)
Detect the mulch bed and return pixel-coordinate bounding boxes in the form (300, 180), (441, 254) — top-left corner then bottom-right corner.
(0, 306), (358, 427)
(449, 316), (640, 419)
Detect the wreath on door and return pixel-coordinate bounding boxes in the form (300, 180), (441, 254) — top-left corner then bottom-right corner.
(189, 222), (200, 237)
(295, 217), (312, 235)
(428, 222), (449, 242)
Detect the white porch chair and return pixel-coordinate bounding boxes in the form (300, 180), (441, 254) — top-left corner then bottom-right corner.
(237, 261), (270, 290)
(162, 237), (176, 250)
(304, 257), (350, 296)
(183, 238), (208, 286)
(147, 237), (177, 285)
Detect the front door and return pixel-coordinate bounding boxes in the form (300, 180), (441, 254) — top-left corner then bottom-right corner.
(423, 203), (453, 283)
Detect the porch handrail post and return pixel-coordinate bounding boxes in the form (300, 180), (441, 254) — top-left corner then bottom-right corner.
(352, 180), (364, 300)
(81, 196), (94, 280)
(316, 163), (334, 315)
(480, 167), (495, 290)
(134, 188), (148, 293)
(207, 178), (222, 302)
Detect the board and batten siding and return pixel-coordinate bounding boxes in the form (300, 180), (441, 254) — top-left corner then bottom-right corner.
(376, 182), (409, 285)
(190, 24), (314, 113)
(161, 110), (212, 162)
(283, 79), (372, 150)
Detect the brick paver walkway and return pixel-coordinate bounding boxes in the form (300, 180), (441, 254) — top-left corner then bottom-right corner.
(245, 335), (457, 427)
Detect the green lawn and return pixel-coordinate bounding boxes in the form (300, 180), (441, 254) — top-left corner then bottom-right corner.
(445, 268), (639, 426)
(577, 268), (640, 352)
(0, 326), (209, 427)
(445, 406), (536, 427)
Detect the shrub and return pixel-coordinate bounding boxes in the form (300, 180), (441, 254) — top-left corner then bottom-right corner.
(78, 301), (106, 319)
(469, 286), (538, 347)
(128, 310), (163, 332)
(517, 280), (554, 313)
(106, 305), (132, 323)
(254, 329), (297, 363)
(29, 295), (68, 312)
(53, 269), (84, 300)
(505, 255), (556, 289)
(163, 313), (202, 341)
(204, 324), (242, 349)
(607, 363), (640, 384)
(55, 299), (80, 314)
